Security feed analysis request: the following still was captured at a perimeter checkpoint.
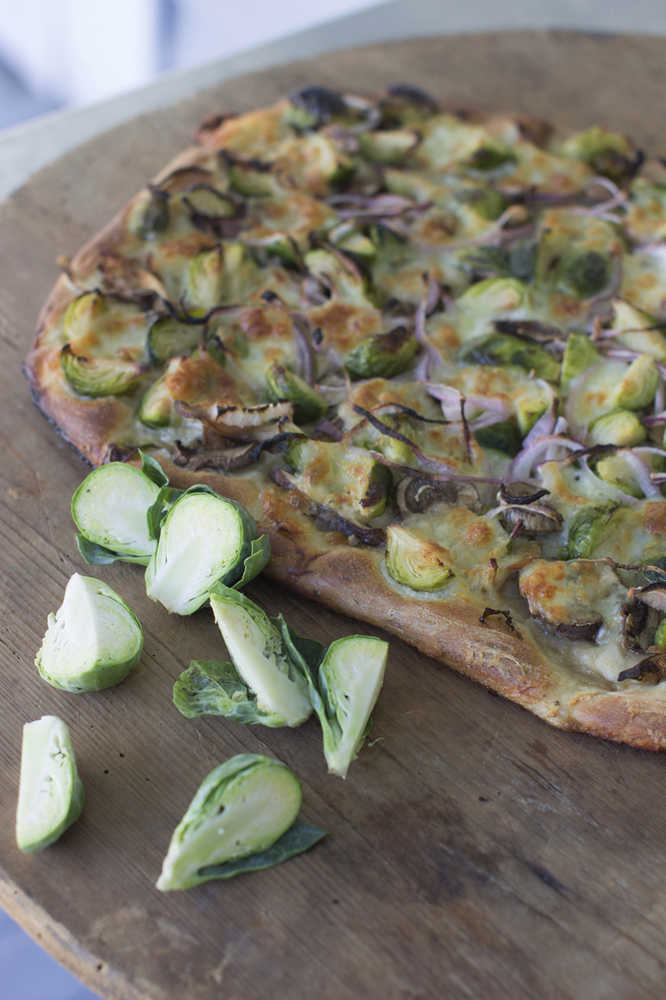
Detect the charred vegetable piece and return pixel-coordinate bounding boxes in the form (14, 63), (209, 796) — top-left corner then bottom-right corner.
(380, 84), (439, 124)
(344, 327), (418, 380)
(462, 333), (560, 382)
(567, 505), (616, 559)
(286, 85), (347, 129)
(265, 364), (327, 424)
(128, 185), (170, 239)
(588, 409), (646, 447)
(183, 184), (238, 223)
(36, 574), (143, 692)
(71, 457), (164, 564)
(287, 630), (389, 779)
(147, 316), (202, 364)
(16, 716), (84, 853)
(145, 487), (270, 614)
(467, 142), (517, 171)
(518, 559), (624, 641)
(611, 354), (659, 410)
(558, 250), (610, 299)
(156, 754), (323, 890)
(560, 333), (601, 390)
(60, 345), (144, 397)
(208, 586), (312, 727)
(285, 438), (391, 522)
(558, 126), (638, 183)
(385, 524), (453, 591)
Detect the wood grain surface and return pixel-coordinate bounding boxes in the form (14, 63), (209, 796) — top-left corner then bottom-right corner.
(1, 31), (666, 1000)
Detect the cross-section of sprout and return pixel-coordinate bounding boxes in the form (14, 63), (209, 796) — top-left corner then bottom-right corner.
(16, 716), (84, 852)
(35, 574), (143, 692)
(145, 487), (270, 615)
(156, 754), (325, 890)
(72, 454), (167, 565)
(207, 586), (312, 726)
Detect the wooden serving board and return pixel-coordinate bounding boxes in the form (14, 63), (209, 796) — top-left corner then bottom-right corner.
(1, 31), (665, 1000)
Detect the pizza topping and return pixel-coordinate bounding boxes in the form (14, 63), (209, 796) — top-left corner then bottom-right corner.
(145, 488), (270, 614)
(36, 574), (143, 692)
(395, 474), (481, 515)
(617, 653), (666, 684)
(146, 315), (203, 364)
(344, 325), (419, 380)
(518, 558), (625, 642)
(15, 716), (85, 854)
(492, 482), (563, 535)
(208, 586), (312, 727)
(60, 344), (147, 397)
(385, 523), (453, 591)
(265, 363), (327, 424)
(129, 184), (170, 240)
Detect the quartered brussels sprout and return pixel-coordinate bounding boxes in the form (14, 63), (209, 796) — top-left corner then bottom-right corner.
(610, 299), (666, 361)
(588, 409), (646, 447)
(207, 586), (312, 727)
(359, 129), (420, 164)
(137, 370), (175, 428)
(457, 276), (529, 315)
(156, 754), (325, 890)
(145, 487), (270, 615)
(285, 438), (392, 523)
(265, 363), (327, 424)
(567, 505), (617, 559)
(610, 353), (659, 410)
(385, 524), (453, 591)
(344, 327), (419, 380)
(595, 453), (644, 498)
(72, 457), (164, 565)
(461, 332), (560, 382)
(560, 332), (601, 390)
(519, 558), (624, 642)
(16, 716), (84, 853)
(36, 574), (143, 692)
(60, 345), (145, 397)
(288, 631), (389, 779)
(147, 316), (202, 364)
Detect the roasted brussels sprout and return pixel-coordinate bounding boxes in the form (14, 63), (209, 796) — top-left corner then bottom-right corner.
(147, 316), (202, 364)
(265, 363), (327, 423)
(567, 505), (616, 559)
(473, 419), (523, 456)
(461, 332), (560, 382)
(588, 409), (646, 447)
(16, 716), (84, 853)
(611, 299), (666, 361)
(518, 558), (625, 641)
(558, 126), (639, 183)
(595, 453), (644, 498)
(138, 371), (175, 428)
(467, 142), (517, 171)
(35, 574), (143, 692)
(359, 129), (420, 165)
(344, 326), (419, 380)
(557, 250), (610, 299)
(156, 754), (324, 890)
(285, 438), (391, 522)
(385, 524), (453, 590)
(145, 487), (270, 614)
(128, 185), (170, 239)
(60, 345), (145, 397)
(286, 85), (347, 129)
(560, 332), (601, 390)
(610, 353), (659, 410)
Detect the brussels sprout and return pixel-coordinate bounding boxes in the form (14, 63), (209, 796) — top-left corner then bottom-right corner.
(280, 133), (353, 190)
(60, 344), (145, 397)
(457, 277), (529, 323)
(461, 333), (560, 382)
(174, 659), (285, 723)
(145, 487), (270, 614)
(518, 558), (623, 641)
(455, 186), (507, 222)
(147, 316), (202, 364)
(182, 184), (238, 224)
(385, 524), (453, 590)
(655, 619), (666, 647)
(467, 142), (517, 171)
(473, 419), (523, 456)
(137, 372), (174, 428)
(344, 327), (418, 380)
(285, 438), (391, 522)
(557, 126), (637, 183)
(611, 353), (659, 410)
(228, 160), (279, 197)
(595, 453), (644, 498)
(359, 129), (419, 164)
(16, 716), (84, 853)
(557, 250), (610, 299)
(128, 185), (170, 239)
(208, 586), (312, 726)
(303, 249), (369, 305)
(286, 85), (347, 129)
(183, 246), (224, 315)
(379, 84), (439, 125)
(567, 505), (616, 558)
(265, 363), (327, 424)
(611, 300), (666, 361)
(560, 332), (601, 390)
(71, 456), (164, 564)
(156, 754), (324, 890)
(588, 409), (647, 447)
(286, 629), (389, 779)
(35, 574), (143, 692)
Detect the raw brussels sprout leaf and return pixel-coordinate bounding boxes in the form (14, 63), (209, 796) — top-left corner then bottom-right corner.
(173, 658), (299, 726)
(230, 534), (271, 591)
(156, 754), (324, 890)
(75, 534), (150, 566)
(197, 822), (326, 881)
(139, 449), (169, 487)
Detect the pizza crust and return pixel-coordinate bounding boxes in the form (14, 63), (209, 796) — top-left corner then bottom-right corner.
(24, 96), (666, 751)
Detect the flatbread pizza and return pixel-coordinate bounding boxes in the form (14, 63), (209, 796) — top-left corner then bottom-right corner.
(25, 84), (666, 749)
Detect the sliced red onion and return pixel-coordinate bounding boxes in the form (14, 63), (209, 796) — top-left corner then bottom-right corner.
(633, 446), (666, 459)
(413, 276), (444, 380)
(328, 193), (423, 218)
(290, 314), (315, 384)
(521, 382), (558, 448)
(655, 381), (665, 413)
(511, 435), (583, 481)
(426, 382), (510, 423)
(617, 450), (663, 497)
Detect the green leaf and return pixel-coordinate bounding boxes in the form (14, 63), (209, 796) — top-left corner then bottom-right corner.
(146, 486), (183, 541)
(174, 659), (279, 724)
(139, 450), (169, 487)
(230, 534), (271, 590)
(75, 534), (149, 566)
(196, 821), (326, 882)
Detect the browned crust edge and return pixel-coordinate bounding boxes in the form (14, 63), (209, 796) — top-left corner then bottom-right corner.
(24, 98), (666, 752)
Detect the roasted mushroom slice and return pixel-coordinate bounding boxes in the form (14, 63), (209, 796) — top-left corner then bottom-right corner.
(494, 481), (563, 535)
(396, 475), (481, 516)
(518, 559), (626, 642)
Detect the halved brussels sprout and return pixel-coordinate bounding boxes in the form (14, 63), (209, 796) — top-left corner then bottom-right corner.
(36, 574), (143, 692)
(128, 185), (170, 239)
(595, 453), (645, 498)
(610, 300), (666, 361)
(287, 630), (389, 779)
(473, 418), (523, 456)
(303, 249), (369, 306)
(457, 276), (528, 315)
(182, 184), (238, 224)
(385, 524), (453, 591)
(588, 409), (646, 447)
(145, 487), (269, 615)
(359, 129), (420, 164)
(208, 586), (312, 727)
(277, 133), (353, 191)
(285, 438), (391, 522)
(518, 558), (624, 641)
(461, 333), (560, 382)
(228, 160), (279, 197)
(455, 186), (507, 222)
(344, 327), (419, 380)
(560, 332), (601, 390)
(16, 716), (84, 853)
(610, 353), (659, 410)
(183, 246), (224, 315)
(60, 345), (145, 397)
(71, 457), (164, 564)
(265, 363), (327, 424)
(557, 125), (637, 183)
(557, 250), (610, 299)
(466, 141), (517, 171)
(156, 754), (323, 890)
(147, 316), (202, 364)
(286, 85), (347, 129)
(138, 372), (174, 428)
(567, 505), (617, 559)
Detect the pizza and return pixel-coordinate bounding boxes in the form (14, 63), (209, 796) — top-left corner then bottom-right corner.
(25, 83), (666, 750)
